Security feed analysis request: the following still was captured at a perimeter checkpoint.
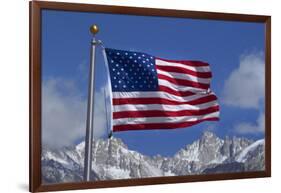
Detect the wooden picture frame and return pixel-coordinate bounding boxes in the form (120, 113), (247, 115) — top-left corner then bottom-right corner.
(30, 1), (271, 192)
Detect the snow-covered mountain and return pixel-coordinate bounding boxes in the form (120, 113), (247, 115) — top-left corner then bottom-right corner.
(42, 131), (265, 184)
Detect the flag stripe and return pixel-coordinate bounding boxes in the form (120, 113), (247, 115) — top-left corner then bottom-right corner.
(113, 94), (217, 106)
(112, 91), (209, 102)
(113, 100), (218, 112)
(156, 65), (212, 78)
(157, 69), (211, 84)
(156, 59), (210, 72)
(158, 79), (206, 93)
(156, 58), (210, 67)
(113, 111), (219, 125)
(113, 118), (219, 131)
(113, 105), (219, 119)
(158, 74), (209, 89)
(158, 85), (196, 97)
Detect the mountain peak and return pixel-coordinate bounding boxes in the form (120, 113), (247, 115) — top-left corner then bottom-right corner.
(201, 131), (216, 139)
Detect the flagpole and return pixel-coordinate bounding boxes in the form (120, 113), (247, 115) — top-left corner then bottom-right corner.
(84, 24), (99, 181)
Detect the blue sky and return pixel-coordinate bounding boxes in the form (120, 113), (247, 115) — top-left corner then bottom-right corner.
(41, 9), (265, 156)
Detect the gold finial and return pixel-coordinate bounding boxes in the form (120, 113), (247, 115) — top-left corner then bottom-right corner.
(90, 24), (99, 35)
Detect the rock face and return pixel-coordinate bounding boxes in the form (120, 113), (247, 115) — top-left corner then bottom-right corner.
(42, 131), (265, 184)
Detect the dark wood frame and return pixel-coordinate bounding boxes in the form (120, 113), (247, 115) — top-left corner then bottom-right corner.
(29, 1), (271, 192)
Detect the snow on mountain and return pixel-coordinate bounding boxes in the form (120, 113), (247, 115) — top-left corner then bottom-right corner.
(236, 139), (264, 163)
(42, 131), (265, 184)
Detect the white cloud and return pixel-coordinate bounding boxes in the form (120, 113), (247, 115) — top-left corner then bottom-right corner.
(42, 78), (109, 148)
(222, 52), (266, 135)
(234, 112), (265, 134)
(222, 52), (265, 109)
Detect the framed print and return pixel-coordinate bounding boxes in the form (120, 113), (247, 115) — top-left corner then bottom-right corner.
(30, 1), (271, 192)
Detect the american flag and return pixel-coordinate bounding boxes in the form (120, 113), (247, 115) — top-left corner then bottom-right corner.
(105, 48), (219, 132)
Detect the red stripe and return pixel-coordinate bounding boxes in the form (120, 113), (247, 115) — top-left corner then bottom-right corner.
(113, 105), (219, 119)
(113, 94), (217, 105)
(158, 74), (209, 89)
(156, 58), (210, 67)
(113, 117), (219, 132)
(158, 85), (196, 97)
(156, 65), (212, 78)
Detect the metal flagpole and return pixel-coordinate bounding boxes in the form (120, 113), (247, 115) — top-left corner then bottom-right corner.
(83, 24), (99, 181)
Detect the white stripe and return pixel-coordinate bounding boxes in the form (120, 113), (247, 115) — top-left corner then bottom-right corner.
(156, 59), (210, 72)
(113, 100), (218, 112)
(157, 69), (211, 84)
(112, 91), (214, 103)
(113, 111), (219, 125)
(158, 79), (206, 93)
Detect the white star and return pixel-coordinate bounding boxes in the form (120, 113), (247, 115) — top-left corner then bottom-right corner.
(134, 60), (137, 63)
(121, 68), (124, 71)
(142, 60), (145, 63)
(117, 52), (120, 55)
(146, 59), (149, 61)
(134, 53), (137, 56)
(111, 60), (114, 63)
(142, 54), (145, 57)
(123, 85), (126, 88)
(112, 68), (115, 71)
(129, 56), (133, 59)
(138, 56), (141, 59)
(118, 80), (122, 84)
(116, 64), (119, 67)
(125, 52), (128, 55)
(114, 85), (117, 88)
(117, 72), (120, 75)
(113, 77), (116, 79)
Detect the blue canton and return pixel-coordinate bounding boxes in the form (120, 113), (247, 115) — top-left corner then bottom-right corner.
(105, 48), (159, 92)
